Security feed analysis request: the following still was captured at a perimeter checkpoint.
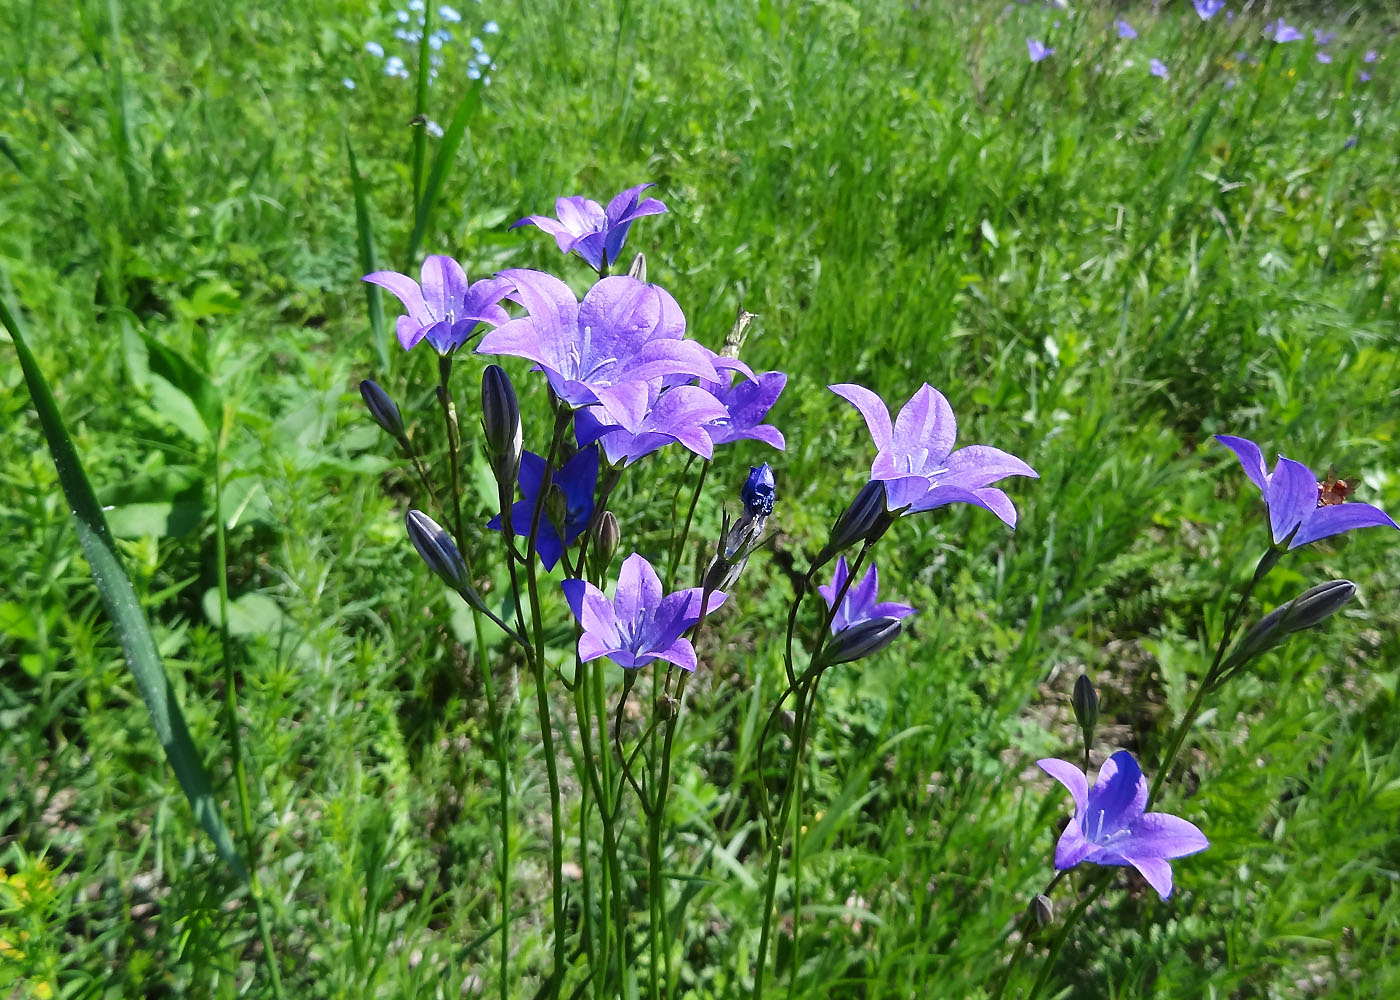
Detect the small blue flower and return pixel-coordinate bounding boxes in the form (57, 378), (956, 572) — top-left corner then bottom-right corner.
(439, 4), (462, 23)
(1192, 0), (1224, 21)
(467, 64), (482, 80)
(425, 119), (444, 138)
(1150, 58), (1169, 79)
(1115, 19), (1136, 41)
(342, 77), (356, 90)
(1027, 38), (1053, 63)
(470, 35), (485, 52)
(384, 55), (409, 79)
(484, 20), (500, 34)
(365, 40), (385, 58)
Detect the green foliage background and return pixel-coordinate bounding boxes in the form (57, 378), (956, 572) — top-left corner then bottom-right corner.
(3, 0), (1399, 997)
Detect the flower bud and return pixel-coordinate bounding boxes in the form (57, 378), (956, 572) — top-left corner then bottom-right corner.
(1231, 579), (1357, 666)
(1072, 674), (1098, 744)
(821, 615), (903, 667)
(360, 379), (405, 439)
(406, 509), (469, 591)
(481, 365), (522, 485)
(593, 511), (621, 568)
(742, 463), (776, 518)
(545, 482), (569, 534)
(1029, 894), (1054, 930)
(722, 307), (757, 359)
(814, 480), (888, 568)
(627, 252), (647, 283)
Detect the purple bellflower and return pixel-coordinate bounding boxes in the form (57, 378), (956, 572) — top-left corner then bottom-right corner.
(574, 382), (729, 467)
(562, 552), (726, 671)
(476, 270), (719, 431)
(488, 446), (600, 571)
(511, 183), (668, 273)
(1027, 38), (1053, 63)
(364, 255), (512, 353)
(1037, 752), (1208, 900)
(818, 556), (915, 635)
(1150, 58), (1169, 79)
(699, 370), (787, 451)
(1215, 435), (1398, 548)
(1193, 0), (1225, 21)
(1266, 18), (1303, 43)
(829, 383), (1038, 525)
(1115, 20), (1137, 41)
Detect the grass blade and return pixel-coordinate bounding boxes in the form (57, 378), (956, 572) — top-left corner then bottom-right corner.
(2, 291), (248, 883)
(405, 78), (486, 268)
(348, 136), (390, 371)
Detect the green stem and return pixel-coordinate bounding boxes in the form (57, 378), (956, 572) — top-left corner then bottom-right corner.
(666, 458), (709, 591)
(1026, 875), (1109, 1000)
(214, 417), (285, 1000)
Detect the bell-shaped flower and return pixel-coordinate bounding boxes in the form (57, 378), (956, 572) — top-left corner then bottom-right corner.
(1037, 751), (1209, 900)
(487, 446), (599, 571)
(562, 553), (726, 671)
(575, 382), (729, 467)
(818, 556), (915, 635)
(511, 183), (667, 272)
(363, 255), (512, 353)
(830, 383), (1038, 525)
(699, 370), (787, 450)
(1215, 435), (1397, 549)
(476, 270), (719, 431)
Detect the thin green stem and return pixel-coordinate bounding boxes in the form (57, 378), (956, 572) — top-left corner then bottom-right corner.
(666, 458), (709, 591)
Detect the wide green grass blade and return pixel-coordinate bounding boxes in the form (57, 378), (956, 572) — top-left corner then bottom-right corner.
(2, 291), (248, 883)
(347, 136), (390, 372)
(405, 77), (485, 268)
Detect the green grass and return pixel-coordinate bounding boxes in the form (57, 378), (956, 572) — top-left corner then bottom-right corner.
(4, 0), (1400, 997)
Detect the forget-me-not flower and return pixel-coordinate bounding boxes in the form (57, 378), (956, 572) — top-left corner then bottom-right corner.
(563, 553), (726, 671)
(512, 183), (669, 273)
(1037, 751), (1209, 900)
(1216, 435), (1398, 548)
(830, 383), (1038, 524)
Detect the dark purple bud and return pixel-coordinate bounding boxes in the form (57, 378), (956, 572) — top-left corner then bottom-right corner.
(626, 252), (646, 283)
(594, 511), (621, 568)
(481, 365), (522, 484)
(360, 379), (405, 438)
(1029, 894), (1054, 929)
(742, 463), (776, 518)
(821, 615), (903, 667)
(1231, 579), (1357, 666)
(1072, 674), (1098, 743)
(545, 482), (569, 535)
(406, 509), (469, 590)
(815, 480), (888, 568)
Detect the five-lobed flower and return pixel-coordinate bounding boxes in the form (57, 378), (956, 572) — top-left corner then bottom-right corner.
(364, 255), (512, 353)
(512, 183), (668, 273)
(1037, 751), (1209, 900)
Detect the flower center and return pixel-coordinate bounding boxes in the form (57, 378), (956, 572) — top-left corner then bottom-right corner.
(1088, 809), (1131, 846)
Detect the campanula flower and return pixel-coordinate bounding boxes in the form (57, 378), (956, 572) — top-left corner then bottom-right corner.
(818, 556), (914, 635)
(1027, 38), (1053, 63)
(562, 553), (726, 671)
(1150, 58), (1169, 79)
(699, 371), (787, 450)
(1115, 20), (1137, 40)
(488, 446), (600, 571)
(512, 184), (668, 272)
(363, 255), (511, 353)
(1215, 435), (1398, 548)
(1266, 18), (1303, 43)
(574, 383), (728, 466)
(1312, 29), (1335, 45)
(1037, 751), (1209, 900)
(1192, 0), (1224, 20)
(477, 271), (719, 430)
(829, 383), (1038, 524)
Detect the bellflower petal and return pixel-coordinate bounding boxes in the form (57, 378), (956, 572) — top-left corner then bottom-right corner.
(1036, 758), (1089, 813)
(818, 556), (915, 656)
(365, 255), (510, 353)
(1268, 458), (1318, 545)
(1292, 503), (1400, 547)
(829, 383), (893, 451)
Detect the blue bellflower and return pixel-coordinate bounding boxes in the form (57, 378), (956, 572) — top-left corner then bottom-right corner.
(363, 255), (511, 353)
(818, 556), (915, 635)
(562, 553), (726, 671)
(1038, 751), (1209, 900)
(511, 183), (668, 272)
(488, 446), (600, 571)
(1193, 0), (1225, 21)
(1027, 38), (1053, 63)
(1216, 435), (1397, 548)
(476, 270), (719, 431)
(1115, 20), (1137, 40)
(574, 382), (729, 466)
(830, 383), (1038, 524)
(699, 370), (787, 450)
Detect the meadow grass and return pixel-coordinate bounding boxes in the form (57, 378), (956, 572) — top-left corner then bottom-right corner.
(3, 0), (1400, 997)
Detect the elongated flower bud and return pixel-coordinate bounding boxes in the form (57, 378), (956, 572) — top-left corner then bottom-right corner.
(742, 463), (776, 518)
(1029, 894), (1054, 930)
(1072, 674), (1098, 745)
(821, 615), (903, 667)
(360, 379), (405, 439)
(593, 511), (621, 569)
(481, 365), (522, 485)
(815, 480), (888, 569)
(406, 509), (468, 590)
(1230, 579), (1357, 667)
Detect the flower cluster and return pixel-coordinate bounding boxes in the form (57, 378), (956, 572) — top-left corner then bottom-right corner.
(355, 0), (500, 109)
